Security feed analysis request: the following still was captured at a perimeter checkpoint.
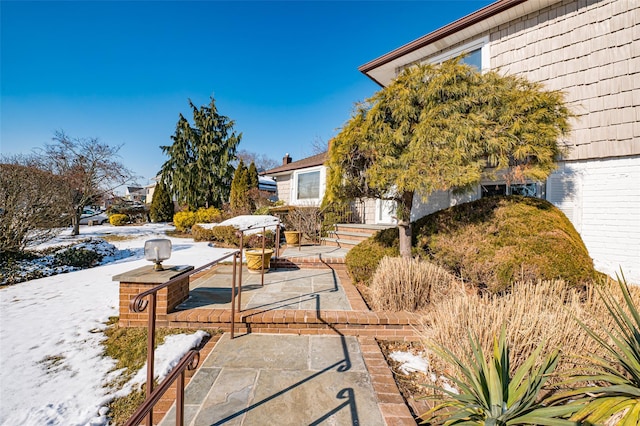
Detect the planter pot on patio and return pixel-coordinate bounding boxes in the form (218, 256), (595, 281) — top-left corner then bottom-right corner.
(284, 231), (300, 246)
(245, 249), (273, 274)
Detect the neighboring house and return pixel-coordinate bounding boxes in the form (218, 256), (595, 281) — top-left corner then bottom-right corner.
(262, 153), (328, 206)
(357, 0), (639, 282)
(258, 176), (277, 193)
(144, 182), (156, 204)
(125, 186), (146, 204)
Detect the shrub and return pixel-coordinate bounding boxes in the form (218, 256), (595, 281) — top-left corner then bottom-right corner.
(369, 257), (454, 312)
(108, 202), (148, 224)
(376, 196), (598, 292)
(191, 224), (275, 248)
(191, 224), (216, 242)
(109, 214), (129, 226)
(53, 247), (101, 268)
(173, 211), (196, 232)
(210, 225), (239, 246)
(253, 206), (271, 215)
(345, 238), (399, 285)
(244, 231), (275, 249)
(195, 207), (222, 224)
(286, 206), (321, 241)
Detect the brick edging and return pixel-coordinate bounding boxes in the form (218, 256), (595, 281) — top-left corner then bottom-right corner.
(359, 337), (417, 425)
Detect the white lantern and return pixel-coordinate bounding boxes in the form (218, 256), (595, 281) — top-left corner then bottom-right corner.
(144, 239), (172, 271)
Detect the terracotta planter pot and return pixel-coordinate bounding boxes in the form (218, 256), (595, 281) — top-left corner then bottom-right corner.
(284, 231), (300, 246)
(245, 249), (273, 273)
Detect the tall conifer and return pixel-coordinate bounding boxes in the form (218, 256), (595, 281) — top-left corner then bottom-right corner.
(160, 97), (241, 210)
(150, 181), (174, 222)
(247, 161), (259, 190)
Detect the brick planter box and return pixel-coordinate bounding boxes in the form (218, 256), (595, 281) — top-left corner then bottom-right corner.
(113, 265), (193, 327)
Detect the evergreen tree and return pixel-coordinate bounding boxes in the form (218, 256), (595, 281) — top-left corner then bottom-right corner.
(326, 58), (571, 258)
(230, 160), (250, 213)
(149, 181), (174, 222)
(247, 161), (259, 190)
(159, 97), (241, 210)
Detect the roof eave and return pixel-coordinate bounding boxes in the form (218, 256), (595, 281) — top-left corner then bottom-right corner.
(358, 0), (526, 82)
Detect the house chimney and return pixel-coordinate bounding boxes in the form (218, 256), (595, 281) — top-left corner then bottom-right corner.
(283, 153), (292, 165)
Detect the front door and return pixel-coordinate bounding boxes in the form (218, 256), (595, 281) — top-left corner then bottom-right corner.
(375, 199), (397, 224)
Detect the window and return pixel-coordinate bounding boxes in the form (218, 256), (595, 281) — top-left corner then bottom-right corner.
(510, 183), (537, 197)
(462, 48), (482, 69)
(296, 171), (320, 200)
(423, 36), (489, 72)
(481, 183), (539, 198)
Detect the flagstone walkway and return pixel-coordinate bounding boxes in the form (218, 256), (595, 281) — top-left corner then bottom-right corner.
(154, 245), (422, 425)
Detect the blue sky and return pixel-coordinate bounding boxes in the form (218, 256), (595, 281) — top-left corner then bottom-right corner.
(1, 0), (493, 184)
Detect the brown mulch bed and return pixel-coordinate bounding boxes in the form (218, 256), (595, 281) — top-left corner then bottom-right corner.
(378, 340), (435, 420)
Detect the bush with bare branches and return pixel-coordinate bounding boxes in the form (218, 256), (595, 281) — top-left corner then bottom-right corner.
(286, 206), (320, 242)
(0, 161), (71, 253)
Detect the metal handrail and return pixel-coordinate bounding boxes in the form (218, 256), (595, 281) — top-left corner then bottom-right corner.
(128, 249), (241, 426)
(236, 221), (280, 298)
(124, 349), (200, 426)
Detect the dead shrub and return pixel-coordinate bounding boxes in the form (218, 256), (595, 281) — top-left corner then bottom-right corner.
(420, 279), (640, 384)
(369, 257), (456, 312)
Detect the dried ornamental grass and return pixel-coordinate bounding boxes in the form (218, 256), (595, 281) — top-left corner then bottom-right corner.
(420, 279), (639, 382)
(369, 256), (455, 312)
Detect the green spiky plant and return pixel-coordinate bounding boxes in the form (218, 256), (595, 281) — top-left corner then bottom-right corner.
(420, 328), (579, 425)
(551, 273), (640, 424)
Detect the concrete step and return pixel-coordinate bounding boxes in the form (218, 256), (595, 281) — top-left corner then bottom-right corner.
(333, 223), (393, 236)
(325, 230), (371, 242)
(321, 237), (362, 248)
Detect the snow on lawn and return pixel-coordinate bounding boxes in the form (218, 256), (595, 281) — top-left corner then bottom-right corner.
(0, 223), (237, 426)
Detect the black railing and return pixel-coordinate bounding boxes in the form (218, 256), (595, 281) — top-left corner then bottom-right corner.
(319, 200), (366, 240)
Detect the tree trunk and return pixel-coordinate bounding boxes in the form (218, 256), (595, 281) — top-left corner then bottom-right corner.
(397, 191), (414, 259)
(71, 208), (81, 236)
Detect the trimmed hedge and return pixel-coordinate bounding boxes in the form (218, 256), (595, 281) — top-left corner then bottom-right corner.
(345, 238), (399, 285)
(372, 196), (598, 292)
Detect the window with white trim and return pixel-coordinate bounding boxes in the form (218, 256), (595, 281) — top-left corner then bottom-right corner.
(423, 36), (490, 71)
(291, 166), (325, 205)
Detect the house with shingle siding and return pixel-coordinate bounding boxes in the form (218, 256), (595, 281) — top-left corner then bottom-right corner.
(358, 0), (639, 282)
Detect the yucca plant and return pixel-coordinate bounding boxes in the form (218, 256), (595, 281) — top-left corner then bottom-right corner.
(551, 273), (640, 424)
(420, 328), (579, 425)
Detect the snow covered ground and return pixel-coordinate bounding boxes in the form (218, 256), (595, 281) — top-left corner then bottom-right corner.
(0, 223), (236, 426)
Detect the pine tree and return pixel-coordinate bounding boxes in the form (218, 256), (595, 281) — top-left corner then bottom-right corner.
(159, 97), (241, 210)
(247, 161), (259, 190)
(150, 181), (174, 222)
